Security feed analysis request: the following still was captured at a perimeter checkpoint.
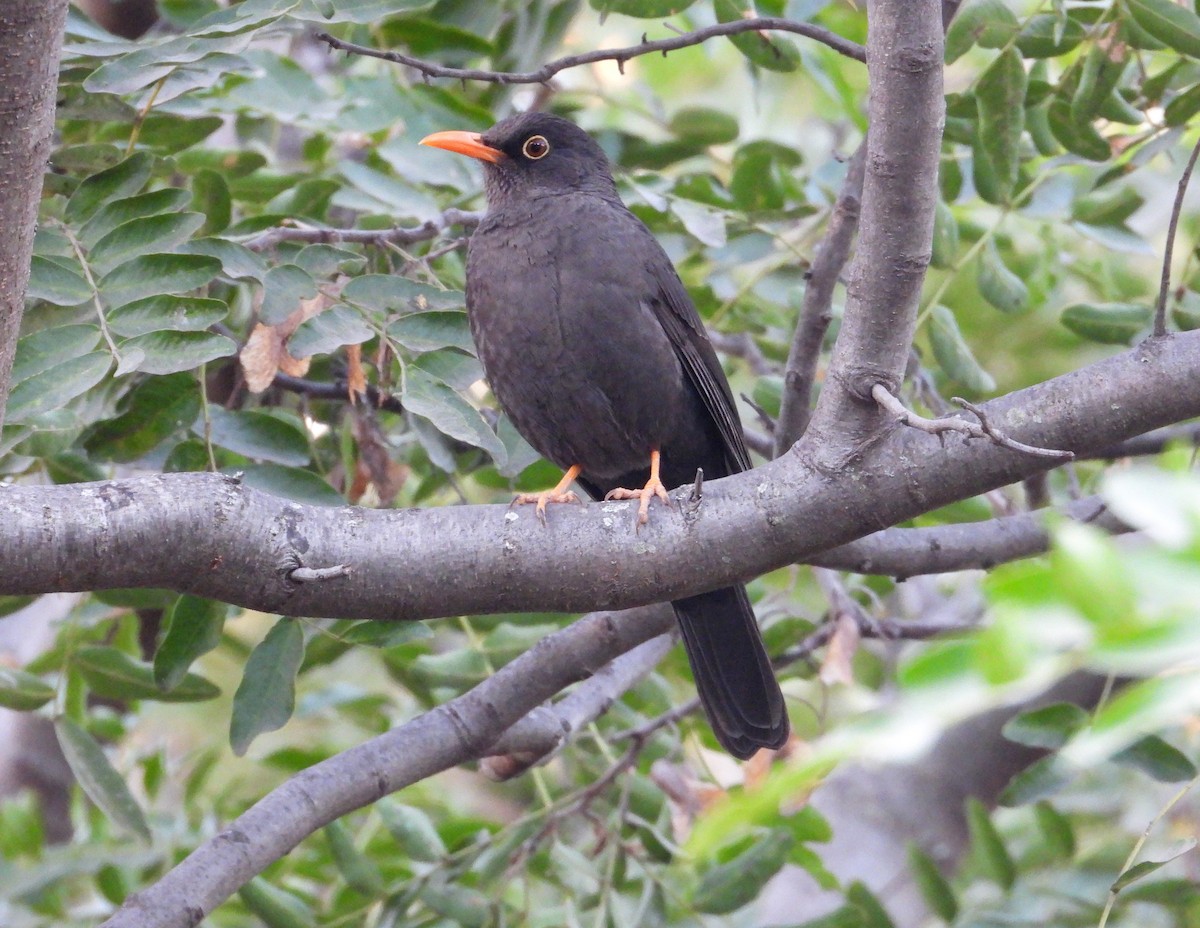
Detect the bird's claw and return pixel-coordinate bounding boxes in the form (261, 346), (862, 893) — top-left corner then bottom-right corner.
(511, 489), (581, 524)
(605, 478), (670, 526)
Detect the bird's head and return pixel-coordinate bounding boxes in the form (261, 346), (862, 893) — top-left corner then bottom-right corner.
(420, 112), (617, 207)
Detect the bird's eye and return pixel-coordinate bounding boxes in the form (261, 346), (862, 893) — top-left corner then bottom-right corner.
(522, 135), (550, 160)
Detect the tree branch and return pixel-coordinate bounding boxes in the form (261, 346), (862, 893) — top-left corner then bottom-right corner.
(0, 0), (70, 426)
(241, 210), (481, 252)
(811, 496), (1124, 578)
(775, 143), (866, 454)
(316, 18), (865, 86)
(481, 629), (676, 779)
(2, 332), (1197, 617)
(101, 604), (672, 928)
(1155, 134), (1200, 337)
(802, 0), (943, 462)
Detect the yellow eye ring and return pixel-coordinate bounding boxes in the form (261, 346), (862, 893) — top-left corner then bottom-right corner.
(522, 135), (550, 160)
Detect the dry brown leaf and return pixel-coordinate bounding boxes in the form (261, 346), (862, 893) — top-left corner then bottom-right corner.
(240, 278), (348, 393)
(345, 342), (367, 404)
(818, 612), (860, 687)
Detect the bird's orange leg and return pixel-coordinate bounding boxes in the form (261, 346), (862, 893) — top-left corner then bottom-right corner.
(605, 449), (671, 525)
(512, 464), (583, 523)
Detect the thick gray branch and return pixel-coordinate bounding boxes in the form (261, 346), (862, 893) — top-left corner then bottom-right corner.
(0, 0), (69, 426)
(102, 604), (671, 928)
(804, 0), (943, 461)
(810, 496), (1122, 577)
(1, 333), (1197, 615)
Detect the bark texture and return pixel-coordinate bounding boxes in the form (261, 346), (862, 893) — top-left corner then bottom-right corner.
(0, 0), (69, 427)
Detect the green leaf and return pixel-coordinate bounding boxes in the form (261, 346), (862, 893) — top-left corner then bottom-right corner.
(238, 878), (315, 928)
(26, 256), (92, 306)
(202, 407), (311, 466)
(325, 819), (385, 895)
(930, 200), (959, 268)
(1033, 800), (1076, 859)
(235, 464), (345, 506)
(1126, 0), (1200, 58)
(1164, 81), (1200, 126)
(65, 151), (155, 222)
(967, 798), (1015, 890)
(260, 264), (318, 325)
(669, 107), (739, 145)
(588, 0), (699, 17)
(998, 754), (1073, 806)
(106, 295), (229, 337)
(98, 253), (222, 308)
(79, 188), (194, 249)
(973, 48), (1027, 204)
(1072, 43), (1130, 128)
(691, 830), (795, 914)
(74, 646), (221, 702)
(908, 845), (958, 921)
(118, 330), (237, 375)
(11, 324), (101, 383)
(1113, 735), (1198, 782)
(1122, 877), (1200, 905)
(945, 0), (1019, 63)
(1015, 14), (1086, 57)
(977, 242), (1029, 314)
(1112, 840), (1198, 892)
(342, 275), (464, 314)
(0, 667), (56, 711)
(287, 304), (376, 358)
(230, 617), (306, 755)
(85, 372), (201, 462)
(55, 717), (152, 841)
(1003, 702), (1089, 748)
(191, 168), (232, 235)
(154, 595), (227, 691)
(419, 883), (491, 928)
(404, 369), (504, 463)
(181, 237), (268, 282)
(929, 305), (996, 393)
(388, 311), (473, 354)
(380, 801), (447, 861)
(5, 353), (112, 424)
(88, 212), (206, 272)
(672, 198), (726, 247)
(714, 0), (799, 71)
(1060, 301), (1152, 344)
(1048, 97), (1112, 161)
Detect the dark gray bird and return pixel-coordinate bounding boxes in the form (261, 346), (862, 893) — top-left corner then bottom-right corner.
(421, 112), (788, 758)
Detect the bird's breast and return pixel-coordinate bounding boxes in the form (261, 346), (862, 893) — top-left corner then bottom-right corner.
(466, 201), (686, 478)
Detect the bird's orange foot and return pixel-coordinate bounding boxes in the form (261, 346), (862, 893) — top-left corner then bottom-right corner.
(605, 479), (669, 525)
(511, 464), (583, 525)
(511, 487), (581, 524)
(606, 451), (671, 526)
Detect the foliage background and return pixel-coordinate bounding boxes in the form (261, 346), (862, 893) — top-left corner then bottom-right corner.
(2, 0), (1200, 925)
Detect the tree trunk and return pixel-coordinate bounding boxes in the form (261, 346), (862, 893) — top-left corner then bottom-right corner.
(0, 0), (69, 427)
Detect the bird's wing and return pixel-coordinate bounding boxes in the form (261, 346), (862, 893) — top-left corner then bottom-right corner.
(646, 249), (753, 474)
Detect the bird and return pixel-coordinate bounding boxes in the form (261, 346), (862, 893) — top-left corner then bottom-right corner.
(420, 111), (788, 758)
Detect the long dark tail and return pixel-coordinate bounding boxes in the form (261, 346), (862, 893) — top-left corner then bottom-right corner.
(673, 585), (788, 759)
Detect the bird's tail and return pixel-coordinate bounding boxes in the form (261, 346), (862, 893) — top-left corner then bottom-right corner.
(672, 585), (788, 759)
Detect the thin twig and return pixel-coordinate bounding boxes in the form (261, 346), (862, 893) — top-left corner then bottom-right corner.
(872, 384), (1074, 461)
(242, 210), (481, 253)
(272, 371), (405, 415)
(775, 143), (867, 455)
(316, 19), (865, 84)
(1155, 135), (1200, 337)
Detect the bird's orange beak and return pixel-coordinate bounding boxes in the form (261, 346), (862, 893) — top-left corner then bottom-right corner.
(419, 130), (504, 164)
